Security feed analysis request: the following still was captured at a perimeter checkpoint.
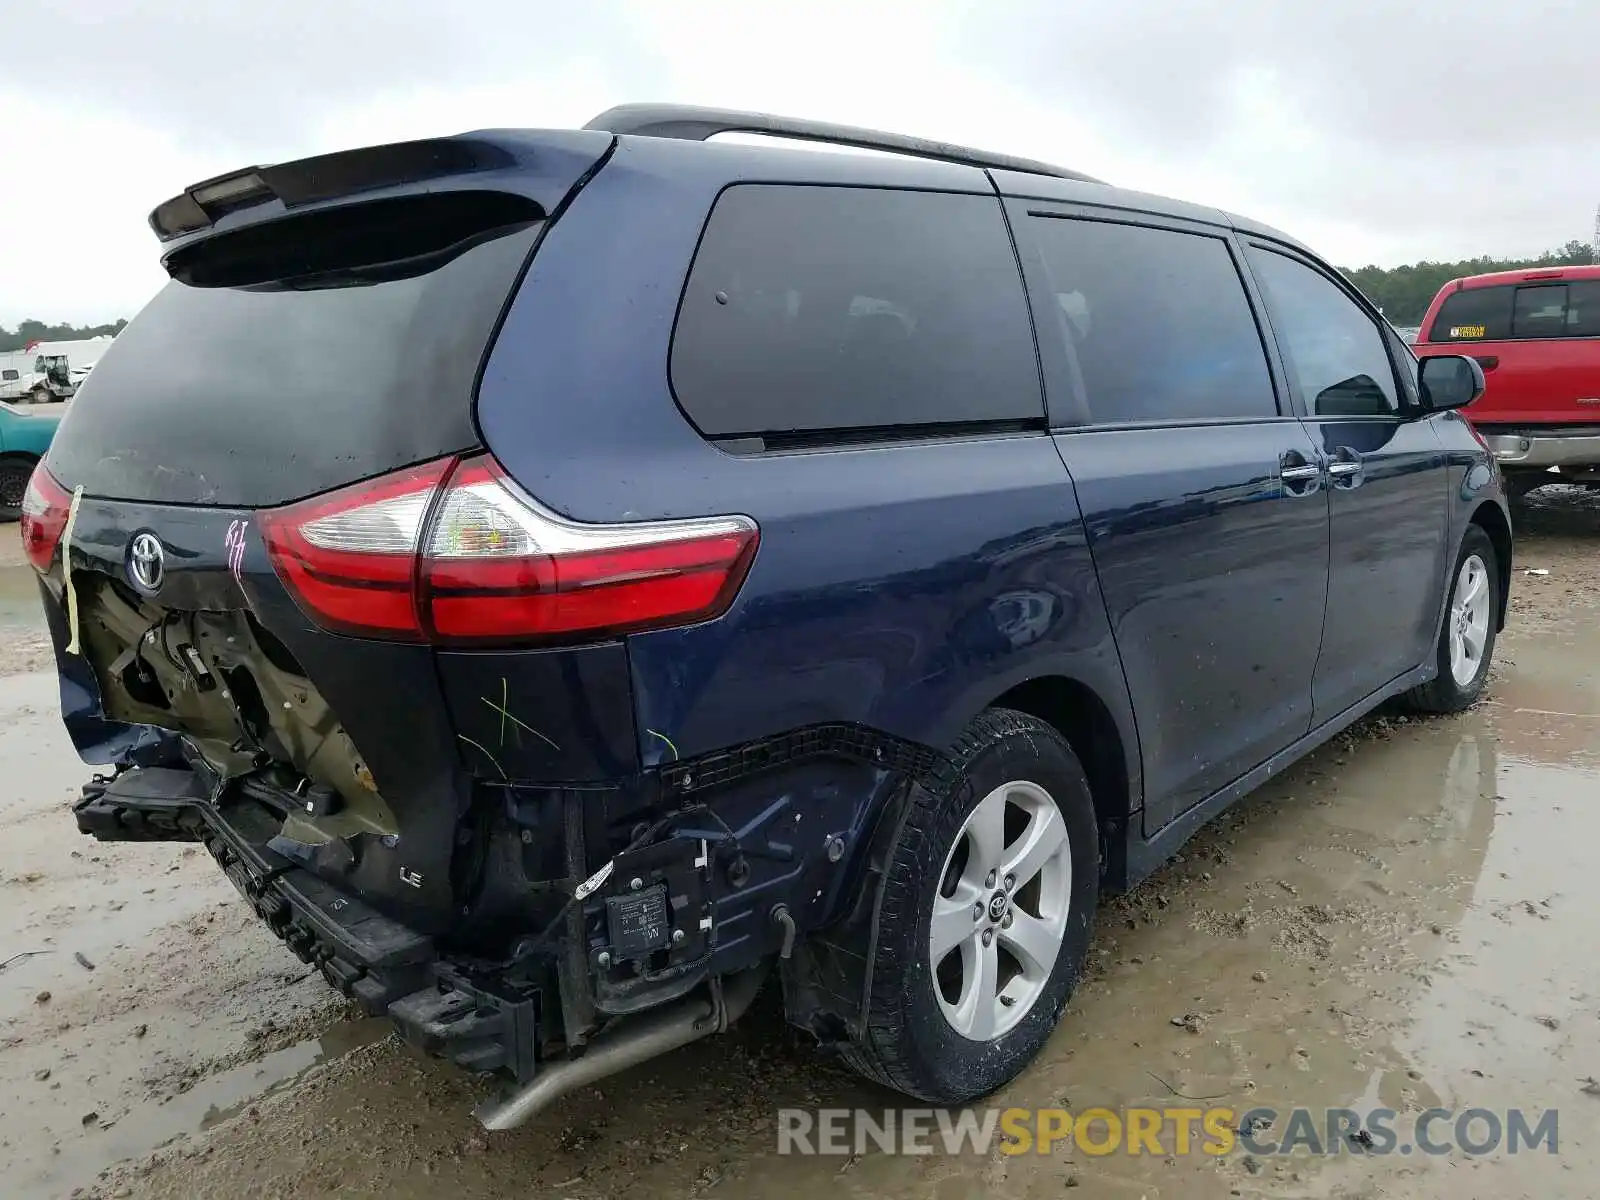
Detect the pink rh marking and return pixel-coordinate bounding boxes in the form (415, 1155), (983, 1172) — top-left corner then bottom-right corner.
(224, 519), (248, 585)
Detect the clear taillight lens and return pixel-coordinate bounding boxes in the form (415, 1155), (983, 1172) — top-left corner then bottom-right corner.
(421, 457), (759, 642)
(259, 459), (451, 640)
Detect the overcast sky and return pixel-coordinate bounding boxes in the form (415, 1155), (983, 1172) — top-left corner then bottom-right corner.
(3, 0), (1595, 326)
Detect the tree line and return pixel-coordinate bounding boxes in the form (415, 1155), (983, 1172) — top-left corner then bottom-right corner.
(5, 238), (1597, 348)
(0, 319), (128, 353)
(1341, 240), (1597, 327)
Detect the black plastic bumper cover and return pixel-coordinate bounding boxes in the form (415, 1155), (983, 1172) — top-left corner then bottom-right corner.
(74, 767), (543, 1080)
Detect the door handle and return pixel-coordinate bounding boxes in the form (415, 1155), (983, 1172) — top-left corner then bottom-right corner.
(1279, 452), (1322, 496)
(1329, 447), (1364, 489)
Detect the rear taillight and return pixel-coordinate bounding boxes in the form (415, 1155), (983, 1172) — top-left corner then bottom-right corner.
(259, 459), (451, 640)
(19, 464), (71, 573)
(261, 454), (759, 645)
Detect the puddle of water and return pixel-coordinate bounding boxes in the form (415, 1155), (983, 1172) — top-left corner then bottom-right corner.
(58, 707), (1600, 1198)
(0, 663), (377, 1199)
(27, 1017), (393, 1198)
(0, 666), (58, 712)
(729, 677), (1600, 1197)
(11, 523), (1600, 1197)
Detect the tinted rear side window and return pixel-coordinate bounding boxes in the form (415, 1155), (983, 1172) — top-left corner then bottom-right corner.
(1429, 285), (1514, 342)
(1026, 218), (1277, 424)
(670, 185), (1042, 437)
(47, 213), (541, 507)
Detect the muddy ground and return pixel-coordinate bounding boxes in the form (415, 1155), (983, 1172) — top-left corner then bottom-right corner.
(3, 490), (1600, 1198)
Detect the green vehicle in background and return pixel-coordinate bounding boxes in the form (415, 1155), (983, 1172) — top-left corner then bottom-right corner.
(0, 400), (64, 520)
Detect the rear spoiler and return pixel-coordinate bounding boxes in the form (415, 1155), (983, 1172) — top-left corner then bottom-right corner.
(150, 138), (521, 241)
(147, 131), (613, 243)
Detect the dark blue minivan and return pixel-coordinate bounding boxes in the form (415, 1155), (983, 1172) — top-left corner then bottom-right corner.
(23, 105), (1509, 1126)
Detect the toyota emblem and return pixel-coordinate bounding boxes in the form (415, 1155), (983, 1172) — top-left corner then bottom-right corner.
(128, 533), (165, 593)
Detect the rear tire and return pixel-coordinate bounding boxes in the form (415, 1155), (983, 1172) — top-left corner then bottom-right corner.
(0, 456), (34, 521)
(840, 708), (1099, 1103)
(29, 386), (51, 405)
(1405, 525), (1499, 714)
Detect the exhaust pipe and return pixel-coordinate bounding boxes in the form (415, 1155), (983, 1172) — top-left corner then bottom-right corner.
(474, 968), (766, 1131)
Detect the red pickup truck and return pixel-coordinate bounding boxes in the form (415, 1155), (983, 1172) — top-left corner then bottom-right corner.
(1414, 264), (1600, 497)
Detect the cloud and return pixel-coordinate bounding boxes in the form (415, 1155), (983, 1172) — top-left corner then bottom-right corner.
(3, 0), (1596, 324)
(951, 0), (1600, 262)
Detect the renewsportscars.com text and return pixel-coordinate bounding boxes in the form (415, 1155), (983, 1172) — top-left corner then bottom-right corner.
(777, 1106), (1559, 1158)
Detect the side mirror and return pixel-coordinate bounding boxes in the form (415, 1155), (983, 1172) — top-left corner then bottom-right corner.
(1418, 354), (1485, 412)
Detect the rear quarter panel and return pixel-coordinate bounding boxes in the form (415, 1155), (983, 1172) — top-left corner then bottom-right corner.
(474, 137), (1141, 806)
(1435, 409), (1513, 624)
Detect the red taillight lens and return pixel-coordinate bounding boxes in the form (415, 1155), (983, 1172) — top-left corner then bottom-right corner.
(19, 464), (71, 573)
(261, 454), (759, 645)
(258, 458), (452, 641)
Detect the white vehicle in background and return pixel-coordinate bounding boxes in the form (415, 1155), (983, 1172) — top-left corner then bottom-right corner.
(0, 356), (73, 404)
(0, 335), (114, 404)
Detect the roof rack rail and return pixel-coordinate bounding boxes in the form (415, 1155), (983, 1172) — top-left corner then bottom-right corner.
(583, 103), (1103, 184)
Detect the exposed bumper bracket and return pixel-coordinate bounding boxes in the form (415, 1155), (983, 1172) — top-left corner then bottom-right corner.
(74, 767), (543, 1080)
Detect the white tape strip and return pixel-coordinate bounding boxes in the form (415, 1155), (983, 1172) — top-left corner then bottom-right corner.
(61, 485), (84, 655)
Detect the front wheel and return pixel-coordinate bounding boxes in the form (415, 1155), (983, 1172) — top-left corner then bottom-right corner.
(1405, 525), (1500, 713)
(840, 708), (1099, 1103)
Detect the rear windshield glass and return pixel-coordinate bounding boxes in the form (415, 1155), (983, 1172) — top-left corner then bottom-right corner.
(1427, 280), (1600, 342)
(670, 184), (1042, 439)
(47, 215), (540, 507)
(1428, 286), (1512, 342)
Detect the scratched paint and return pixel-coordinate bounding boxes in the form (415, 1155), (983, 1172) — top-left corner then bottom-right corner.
(224, 519), (248, 587)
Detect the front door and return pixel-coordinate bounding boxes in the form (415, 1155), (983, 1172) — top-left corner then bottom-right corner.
(1008, 206), (1332, 834)
(1244, 246), (1451, 723)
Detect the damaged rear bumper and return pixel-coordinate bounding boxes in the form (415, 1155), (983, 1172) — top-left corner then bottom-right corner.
(75, 767), (539, 1081)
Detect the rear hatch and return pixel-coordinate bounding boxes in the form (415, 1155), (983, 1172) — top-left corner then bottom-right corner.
(1417, 270), (1600, 426)
(27, 132), (619, 936)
